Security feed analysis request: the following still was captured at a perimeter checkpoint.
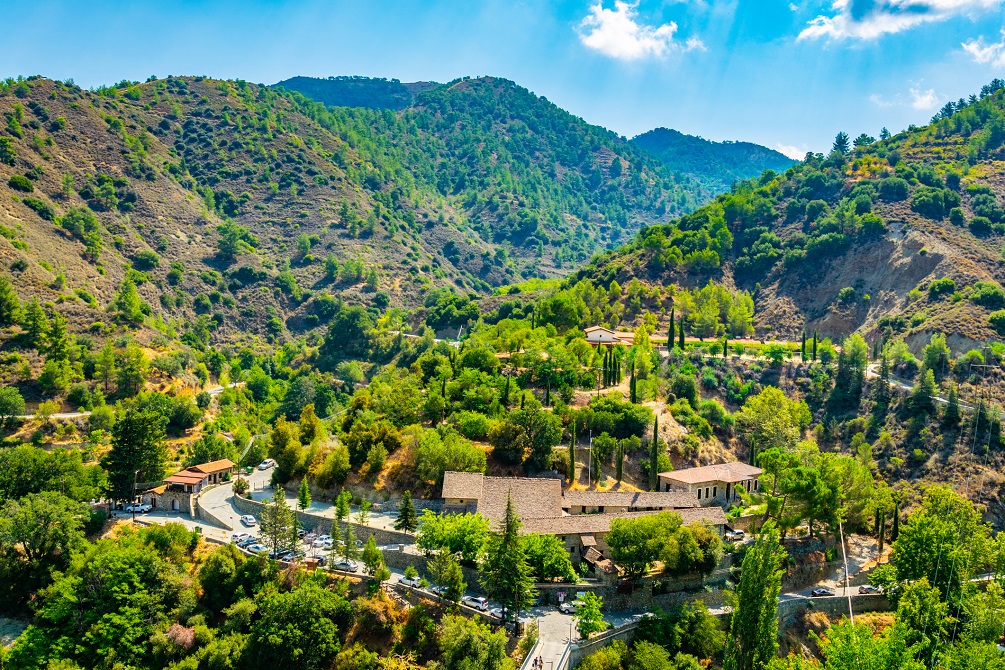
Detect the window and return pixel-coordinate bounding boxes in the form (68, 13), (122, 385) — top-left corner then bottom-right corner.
(697, 489), (702, 500)
(712, 486), (717, 498)
(705, 487), (710, 499)
(754, 480), (759, 491)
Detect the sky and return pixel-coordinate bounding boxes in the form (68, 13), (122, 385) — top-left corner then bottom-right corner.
(3, 0), (1004, 157)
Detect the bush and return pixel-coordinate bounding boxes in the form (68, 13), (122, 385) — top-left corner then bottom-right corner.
(453, 411), (491, 440)
(22, 197), (55, 220)
(133, 249), (160, 270)
(971, 281), (1005, 309)
(910, 186), (946, 219)
(970, 216), (993, 236)
(990, 310), (1005, 336)
(879, 177), (909, 201)
(928, 277), (956, 299)
(8, 175), (33, 192)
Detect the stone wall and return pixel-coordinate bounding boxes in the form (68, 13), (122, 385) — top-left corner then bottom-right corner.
(380, 546), (483, 593)
(195, 486), (232, 530)
(568, 623), (640, 669)
(232, 494), (415, 546)
(777, 594), (891, 624)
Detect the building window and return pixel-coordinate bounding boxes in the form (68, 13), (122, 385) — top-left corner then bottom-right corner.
(697, 489), (702, 500)
(754, 480), (759, 491)
(713, 486), (717, 498)
(705, 487), (710, 499)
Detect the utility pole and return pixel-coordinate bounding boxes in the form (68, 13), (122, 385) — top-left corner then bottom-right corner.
(132, 469), (140, 522)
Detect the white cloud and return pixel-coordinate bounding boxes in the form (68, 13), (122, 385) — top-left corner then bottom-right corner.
(776, 143), (808, 159)
(869, 93), (896, 107)
(910, 86), (939, 109)
(798, 0), (1001, 41)
(578, 1), (702, 60)
(962, 30), (1005, 66)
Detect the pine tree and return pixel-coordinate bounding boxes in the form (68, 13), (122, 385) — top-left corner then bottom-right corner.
(811, 331), (818, 361)
(298, 477), (312, 512)
(649, 416), (659, 491)
(909, 368), (937, 416)
(568, 418), (576, 484)
(678, 318), (685, 350)
(21, 297), (49, 350)
(102, 408), (167, 501)
(873, 353), (892, 410)
(724, 522), (786, 670)
(45, 312), (72, 363)
(943, 384), (961, 428)
(260, 491), (297, 555)
(481, 495), (537, 623)
(394, 490), (418, 532)
(0, 275), (21, 326)
(95, 340), (117, 394)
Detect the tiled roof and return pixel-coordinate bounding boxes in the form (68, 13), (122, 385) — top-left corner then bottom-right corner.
(189, 459), (236, 474)
(562, 490), (698, 509)
(477, 476), (564, 528)
(584, 326), (615, 333)
(164, 471), (206, 485)
(523, 507), (725, 535)
(659, 462), (762, 485)
(441, 471), (484, 500)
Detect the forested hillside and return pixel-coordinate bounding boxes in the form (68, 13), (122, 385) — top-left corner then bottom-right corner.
(0, 74), (701, 348)
(276, 75), (438, 110)
(574, 79), (1005, 353)
(633, 127), (795, 193)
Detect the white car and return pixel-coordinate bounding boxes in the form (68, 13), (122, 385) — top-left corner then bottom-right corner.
(463, 596), (489, 611)
(257, 459), (276, 470)
(240, 515), (258, 526)
(312, 534), (333, 548)
(231, 532), (252, 543)
(559, 601), (582, 614)
(399, 575), (421, 587)
(125, 503), (151, 513)
(725, 529), (745, 542)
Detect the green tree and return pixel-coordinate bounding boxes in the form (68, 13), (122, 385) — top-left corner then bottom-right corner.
(102, 409), (167, 501)
(481, 495), (537, 623)
(737, 387), (811, 463)
(0, 385), (25, 426)
(260, 491), (297, 555)
(832, 131), (850, 155)
(114, 277), (145, 324)
(361, 535), (383, 575)
(334, 488), (351, 527)
(21, 297), (48, 350)
(724, 522), (786, 670)
(297, 477), (312, 513)
(416, 510), (490, 564)
(574, 592), (607, 639)
(0, 275), (21, 326)
(524, 533), (577, 583)
(428, 548), (466, 602)
(908, 368), (937, 417)
(394, 490), (418, 532)
(245, 581), (351, 670)
(568, 418), (577, 484)
(355, 498), (371, 526)
(95, 340), (116, 394)
(117, 344), (148, 396)
(650, 415), (660, 490)
(437, 614), (511, 670)
(943, 384), (961, 428)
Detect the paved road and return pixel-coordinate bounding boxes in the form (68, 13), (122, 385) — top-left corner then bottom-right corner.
(865, 364), (975, 410)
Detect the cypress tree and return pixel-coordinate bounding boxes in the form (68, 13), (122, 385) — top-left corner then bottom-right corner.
(800, 330), (807, 361)
(724, 523), (785, 670)
(568, 418), (576, 484)
(669, 306), (675, 346)
(678, 318), (685, 350)
(722, 336), (728, 359)
(615, 356), (620, 384)
(649, 416), (659, 491)
(615, 440), (624, 483)
(811, 330), (818, 361)
(502, 376), (510, 407)
(872, 338), (880, 360)
(891, 502), (900, 541)
(545, 378), (551, 407)
(629, 363), (637, 404)
(877, 509), (886, 553)
(520, 391), (525, 410)
(482, 495), (537, 623)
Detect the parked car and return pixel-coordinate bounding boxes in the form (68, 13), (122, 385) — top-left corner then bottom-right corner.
(725, 529), (745, 542)
(399, 575), (421, 588)
(313, 535), (333, 548)
(237, 536), (258, 548)
(231, 532), (252, 543)
(246, 544), (266, 554)
(858, 585), (881, 594)
(257, 459), (276, 470)
(314, 556), (328, 567)
(332, 559), (359, 572)
(489, 607), (504, 620)
(559, 601), (582, 614)
(240, 515), (257, 526)
(811, 588), (836, 597)
(125, 503), (150, 513)
(296, 528), (307, 539)
(429, 585), (446, 596)
(463, 596), (489, 611)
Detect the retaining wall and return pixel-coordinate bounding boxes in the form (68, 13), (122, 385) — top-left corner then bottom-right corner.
(381, 546), (483, 594)
(777, 594), (891, 624)
(568, 622), (640, 668)
(195, 486), (232, 530)
(232, 493), (415, 546)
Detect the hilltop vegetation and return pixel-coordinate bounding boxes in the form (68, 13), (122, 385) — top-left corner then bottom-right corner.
(276, 75), (439, 110)
(574, 79), (1005, 352)
(633, 127), (795, 194)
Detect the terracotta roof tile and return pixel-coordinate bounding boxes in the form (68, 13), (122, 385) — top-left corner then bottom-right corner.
(476, 476), (563, 528)
(189, 459), (236, 474)
(659, 462), (761, 485)
(523, 508), (725, 535)
(562, 490), (698, 509)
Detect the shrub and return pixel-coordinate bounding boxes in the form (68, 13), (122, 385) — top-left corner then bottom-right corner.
(879, 177), (909, 201)
(990, 310), (1005, 336)
(928, 278), (956, 299)
(8, 175), (33, 192)
(948, 207), (965, 226)
(453, 411), (491, 440)
(970, 216), (993, 237)
(133, 249), (160, 270)
(971, 281), (1005, 309)
(22, 197), (55, 220)
(910, 186), (946, 219)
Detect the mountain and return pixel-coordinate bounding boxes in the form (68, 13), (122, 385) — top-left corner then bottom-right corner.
(633, 127), (796, 193)
(0, 75), (702, 344)
(274, 76), (439, 110)
(571, 80), (1005, 352)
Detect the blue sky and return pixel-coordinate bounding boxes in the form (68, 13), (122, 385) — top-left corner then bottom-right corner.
(3, 0), (1004, 156)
